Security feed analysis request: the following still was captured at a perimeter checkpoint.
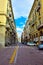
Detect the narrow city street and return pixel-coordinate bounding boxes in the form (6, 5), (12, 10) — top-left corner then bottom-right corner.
(0, 43), (43, 65)
(0, 0), (43, 65)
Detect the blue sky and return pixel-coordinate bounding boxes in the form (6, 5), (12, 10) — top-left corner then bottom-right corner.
(12, 0), (34, 38)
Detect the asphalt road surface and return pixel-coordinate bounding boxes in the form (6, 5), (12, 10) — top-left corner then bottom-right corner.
(0, 43), (43, 65)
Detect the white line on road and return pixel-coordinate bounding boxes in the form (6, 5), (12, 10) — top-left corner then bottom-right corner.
(14, 47), (19, 64)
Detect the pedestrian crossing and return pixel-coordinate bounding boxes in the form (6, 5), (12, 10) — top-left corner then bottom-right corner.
(16, 46), (31, 48)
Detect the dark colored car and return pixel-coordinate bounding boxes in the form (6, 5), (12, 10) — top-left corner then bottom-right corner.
(22, 42), (24, 44)
(22, 42), (27, 45)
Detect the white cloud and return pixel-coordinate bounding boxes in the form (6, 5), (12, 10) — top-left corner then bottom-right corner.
(16, 27), (23, 37)
(11, 0), (34, 37)
(17, 31), (22, 38)
(17, 27), (23, 32)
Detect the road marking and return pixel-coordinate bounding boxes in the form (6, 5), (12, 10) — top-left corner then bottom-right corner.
(14, 47), (18, 64)
(9, 46), (19, 64)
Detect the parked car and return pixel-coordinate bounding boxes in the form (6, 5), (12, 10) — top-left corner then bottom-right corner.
(27, 42), (36, 46)
(24, 42), (27, 45)
(22, 42), (27, 45)
(22, 42), (24, 44)
(38, 43), (43, 50)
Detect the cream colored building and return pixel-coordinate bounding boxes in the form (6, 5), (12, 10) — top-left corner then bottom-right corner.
(22, 0), (43, 45)
(21, 32), (24, 43)
(21, 20), (30, 43)
(28, 0), (43, 44)
(0, 0), (17, 47)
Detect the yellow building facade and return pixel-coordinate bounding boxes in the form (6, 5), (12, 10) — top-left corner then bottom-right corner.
(0, 0), (16, 47)
(22, 0), (43, 44)
(21, 20), (30, 43)
(28, 0), (43, 44)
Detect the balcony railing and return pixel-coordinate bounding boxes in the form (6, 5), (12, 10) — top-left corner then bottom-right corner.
(7, 12), (12, 20)
(29, 18), (36, 26)
(37, 23), (43, 30)
(36, 2), (41, 12)
(31, 21), (35, 26)
(6, 24), (10, 31)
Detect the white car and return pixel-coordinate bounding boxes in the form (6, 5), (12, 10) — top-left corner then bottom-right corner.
(27, 42), (36, 46)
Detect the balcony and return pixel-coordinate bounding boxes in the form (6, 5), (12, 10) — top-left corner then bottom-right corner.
(7, 15), (9, 20)
(12, 32), (14, 36)
(37, 24), (43, 30)
(7, 12), (12, 20)
(36, 2), (41, 12)
(31, 21), (35, 26)
(11, 19), (13, 23)
(29, 19), (36, 26)
(9, 29), (12, 34)
(6, 24), (10, 31)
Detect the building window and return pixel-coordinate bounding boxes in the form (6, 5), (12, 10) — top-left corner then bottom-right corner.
(36, 1), (41, 12)
(39, 17), (41, 25)
(34, 34), (35, 38)
(39, 11), (40, 16)
(36, 23), (37, 29)
(40, 31), (43, 36)
(37, 0), (38, 1)
(9, 14), (11, 17)
(36, 33), (38, 37)
(39, 20), (41, 25)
